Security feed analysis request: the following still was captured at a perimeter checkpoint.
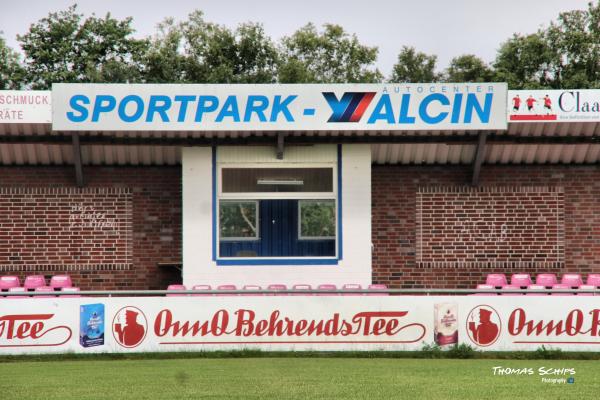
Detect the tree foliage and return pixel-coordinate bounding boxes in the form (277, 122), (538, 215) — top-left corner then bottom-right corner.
(278, 23), (382, 83)
(544, 3), (600, 88)
(389, 46), (438, 83)
(493, 33), (551, 89)
(0, 34), (24, 89)
(444, 54), (494, 83)
(17, 5), (147, 89)
(494, 2), (600, 89)
(5, 2), (600, 88)
(146, 11), (278, 83)
(144, 18), (186, 83)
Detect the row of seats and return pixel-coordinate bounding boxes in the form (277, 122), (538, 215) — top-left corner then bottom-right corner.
(1, 286), (81, 298)
(0, 274), (74, 290)
(477, 273), (599, 295)
(475, 283), (597, 296)
(485, 273), (600, 288)
(166, 283), (389, 296)
(1, 275), (80, 298)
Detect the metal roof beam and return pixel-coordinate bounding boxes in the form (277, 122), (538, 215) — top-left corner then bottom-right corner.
(276, 132), (285, 160)
(471, 132), (487, 187)
(0, 134), (598, 146)
(71, 133), (85, 187)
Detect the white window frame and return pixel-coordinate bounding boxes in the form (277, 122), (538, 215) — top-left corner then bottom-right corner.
(218, 163), (337, 200)
(218, 200), (260, 241)
(297, 200), (337, 240)
(217, 162), (338, 259)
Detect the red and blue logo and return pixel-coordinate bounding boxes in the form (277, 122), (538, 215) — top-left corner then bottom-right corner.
(322, 92), (376, 122)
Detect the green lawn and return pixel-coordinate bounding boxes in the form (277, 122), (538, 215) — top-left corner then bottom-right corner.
(0, 358), (597, 399)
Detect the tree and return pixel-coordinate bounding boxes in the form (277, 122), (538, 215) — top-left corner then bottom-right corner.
(17, 5), (148, 89)
(389, 46), (438, 83)
(444, 54), (494, 83)
(493, 33), (552, 89)
(0, 34), (24, 89)
(494, 1), (600, 89)
(543, 3), (600, 88)
(144, 18), (188, 83)
(146, 11), (278, 83)
(278, 23), (382, 83)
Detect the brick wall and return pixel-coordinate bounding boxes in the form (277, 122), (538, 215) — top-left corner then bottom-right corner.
(372, 165), (600, 289)
(1, 164), (598, 291)
(417, 186), (564, 267)
(0, 187), (132, 269)
(0, 166), (181, 290)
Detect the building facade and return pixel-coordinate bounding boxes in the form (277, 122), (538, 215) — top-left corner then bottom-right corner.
(0, 84), (598, 289)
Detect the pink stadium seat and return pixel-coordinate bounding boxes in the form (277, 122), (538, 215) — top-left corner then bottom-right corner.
(577, 285), (595, 296)
(266, 284), (288, 296)
(166, 284), (187, 297)
(587, 274), (600, 287)
(485, 274), (507, 287)
(367, 284), (389, 296)
(60, 287), (81, 298)
(501, 285), (523, 296)
(552, 284), (574, 296)
(342, 283), (363, 296)
(0, 276), (20, 290)
(240, 285), (262, 296)
(561, 274), (583, 287)
(472, 284), (496, 296)
(34, 286), (55, 298)
(24, 275), (46, 290)
(191, 284), (212, 296)
(7, 287), (28, 299)
(535, 273), (557, 287)
(291, 284), (312, 296)
(50, 275), (73, 289)
(316, 284), (338, 296)
(526, 284), (548, 296)
(510, 274), (532, 288)
(216, 284), (238, 296)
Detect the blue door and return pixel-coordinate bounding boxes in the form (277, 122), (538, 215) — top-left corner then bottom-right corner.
(219, 200), (335, 258)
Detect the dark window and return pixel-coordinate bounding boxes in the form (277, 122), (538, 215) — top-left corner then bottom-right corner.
(222, 168), (333, 193)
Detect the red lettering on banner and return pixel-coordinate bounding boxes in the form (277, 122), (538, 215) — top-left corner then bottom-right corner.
(0, 314), (72, 347)
(508, 308), (600, 338)
(153, 309), (425, 343)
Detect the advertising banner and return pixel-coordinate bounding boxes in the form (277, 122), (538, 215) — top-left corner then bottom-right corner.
(1, 296), (600, 354)
(508, 89), (600, 122)
(0, 90), (51, 123)
(52, 83), (508, 131)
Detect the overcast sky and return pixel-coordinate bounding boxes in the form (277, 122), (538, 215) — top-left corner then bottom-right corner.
(0, 0), (592, 77)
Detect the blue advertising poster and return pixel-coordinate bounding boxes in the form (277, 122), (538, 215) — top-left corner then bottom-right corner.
(80, 303), (105, 348)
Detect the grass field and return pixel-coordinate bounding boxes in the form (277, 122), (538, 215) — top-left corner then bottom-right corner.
(1, 357), (598, 399)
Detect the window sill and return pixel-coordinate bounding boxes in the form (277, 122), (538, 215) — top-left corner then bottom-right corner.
(216, 258), (339, 266)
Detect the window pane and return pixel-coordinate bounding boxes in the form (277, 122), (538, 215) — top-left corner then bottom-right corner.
(222, 168), (333, 193)
(219, 201), (258, 239)
(299, 200), (336, 239)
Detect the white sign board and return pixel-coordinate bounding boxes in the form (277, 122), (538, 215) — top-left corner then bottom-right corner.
(1, 296), (599, 354)
(52, 83), (508, 131)
(0, 91), (51, 123)
(508, 89), (600, 122)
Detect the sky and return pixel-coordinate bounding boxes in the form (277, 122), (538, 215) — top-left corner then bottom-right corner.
(0, 0), (593, 77)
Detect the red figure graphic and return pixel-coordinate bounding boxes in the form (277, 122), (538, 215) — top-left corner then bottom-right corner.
(543, 95), (552, 112)
(468, 308), (499, 346)
(526, 95), (536, 111)
(114, 310), (145, 347)
(512, 94), (521, 111)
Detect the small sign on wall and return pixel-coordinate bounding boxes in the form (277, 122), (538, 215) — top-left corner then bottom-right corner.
(0, 90), (51, 123)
